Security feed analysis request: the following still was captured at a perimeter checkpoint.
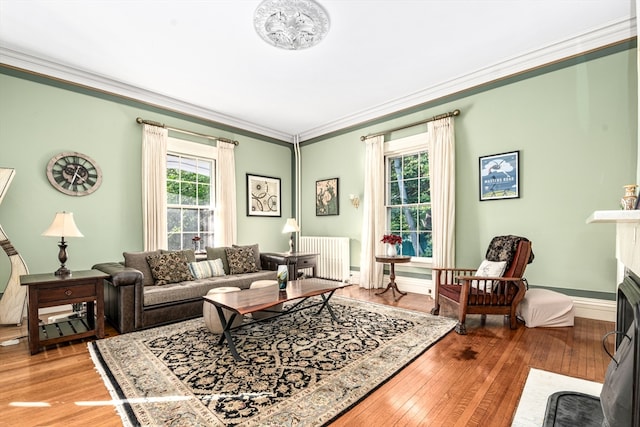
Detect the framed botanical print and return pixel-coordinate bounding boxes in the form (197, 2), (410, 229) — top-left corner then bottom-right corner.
(479, 151), (520, 201)
(316, 178), (339, 216)
(246, 173), (281, 217)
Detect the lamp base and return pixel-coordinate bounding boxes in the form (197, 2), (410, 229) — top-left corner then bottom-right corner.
(54, 266), (71, 276)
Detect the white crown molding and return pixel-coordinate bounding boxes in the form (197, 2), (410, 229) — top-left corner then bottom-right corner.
(298, 17), (636, 141)
(0, 46), (294, 142)
(0, 16), (635, 144)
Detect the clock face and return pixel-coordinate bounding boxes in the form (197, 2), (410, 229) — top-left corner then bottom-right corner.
(46, 152), (103, 196)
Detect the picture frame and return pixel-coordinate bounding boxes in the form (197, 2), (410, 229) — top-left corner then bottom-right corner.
(479, 151), (520, 201)
(246, 173), (281, 217)
(316, 178), (339, 216)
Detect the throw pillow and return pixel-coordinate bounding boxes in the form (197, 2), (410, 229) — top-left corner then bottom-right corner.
(188, 258), (226, 279)
(123, 250), (161, 287)
(146, 252), (194, 286)
(225, 246), (259, 274)
(471, 259), (507, 293)
(232, 243), (261, 269)
(161, 248), (196, 263)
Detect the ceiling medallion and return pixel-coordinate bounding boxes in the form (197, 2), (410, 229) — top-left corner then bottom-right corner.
(254, 0), (330, 50)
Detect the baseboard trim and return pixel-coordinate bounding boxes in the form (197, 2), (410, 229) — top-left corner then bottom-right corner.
(572, 297), (616, 322)
(349, 271), (616, 322)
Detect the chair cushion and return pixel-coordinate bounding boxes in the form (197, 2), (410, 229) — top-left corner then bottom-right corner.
(188, 258), (226, 279)
(146, 252), (194, 285)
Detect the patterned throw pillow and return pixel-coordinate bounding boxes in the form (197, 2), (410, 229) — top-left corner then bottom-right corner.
(225, 246), (259, 274)
(188, 258), (226, 279)
(146, 252), (194, 286)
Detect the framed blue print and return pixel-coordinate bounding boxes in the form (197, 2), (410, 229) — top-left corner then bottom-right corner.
(479, 151), (520, 201)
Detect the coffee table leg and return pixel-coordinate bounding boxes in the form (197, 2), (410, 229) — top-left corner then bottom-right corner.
(318, 290), (340, 322)
(214, 306), (244, 361)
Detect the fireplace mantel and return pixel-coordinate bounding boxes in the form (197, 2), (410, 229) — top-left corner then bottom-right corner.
(587, 210), (640, 277)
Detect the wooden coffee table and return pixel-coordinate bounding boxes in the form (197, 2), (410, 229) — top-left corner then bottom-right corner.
(203, 278), (348, 360)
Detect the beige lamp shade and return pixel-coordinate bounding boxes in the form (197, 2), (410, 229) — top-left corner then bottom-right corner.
(282, 218), (300, 254)
(282, 218), (300, 233)
(42, 212), (84, 238)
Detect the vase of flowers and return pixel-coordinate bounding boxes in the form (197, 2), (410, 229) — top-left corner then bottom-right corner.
(192, 236), (201, 252)
(381, 234), (402, 257)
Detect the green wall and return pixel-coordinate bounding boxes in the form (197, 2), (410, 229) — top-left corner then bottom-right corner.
(0, 72), (293, 291)
(0, 44), (637, 299)
(299, 46), (638, 297)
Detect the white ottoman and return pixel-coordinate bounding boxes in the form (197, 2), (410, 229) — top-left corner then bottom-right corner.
(517, 288), (575, 328)
(250, 280), (282, 320)
(203, 287), (243, 334)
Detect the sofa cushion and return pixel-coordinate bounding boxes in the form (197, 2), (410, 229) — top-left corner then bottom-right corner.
(123, 250), (161, 287)
(143, 270), (278, 306)
(146, 252), (194, 286)
(161, 249), (196, 263)
(188, 259), (226, 279)
(226, 246), (259, 274)
(205, 246), (230, 275)
(232, 243), (261, 268)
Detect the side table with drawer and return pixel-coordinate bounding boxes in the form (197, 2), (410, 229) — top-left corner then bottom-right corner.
(20, 269), (108, 355)
(261, 252), (318, 281)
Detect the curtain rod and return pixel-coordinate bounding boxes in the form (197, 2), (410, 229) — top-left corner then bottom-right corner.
(360, 109), (461, 141)
(136, 117), (239, 146)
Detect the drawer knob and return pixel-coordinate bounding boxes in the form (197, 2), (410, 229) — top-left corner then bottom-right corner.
(64, 289), (73, 296)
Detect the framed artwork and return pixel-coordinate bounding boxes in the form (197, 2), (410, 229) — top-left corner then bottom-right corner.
(246, 173), (281, 217)
(316, 178), (339, 216)
(479, 151), (520, 201)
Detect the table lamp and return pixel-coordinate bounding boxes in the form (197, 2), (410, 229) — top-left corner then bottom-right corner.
(42, 211), (84, 276)
(282, 218), (300, 254)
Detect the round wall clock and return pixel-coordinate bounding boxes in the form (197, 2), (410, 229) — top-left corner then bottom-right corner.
(46, 151), (103, 196)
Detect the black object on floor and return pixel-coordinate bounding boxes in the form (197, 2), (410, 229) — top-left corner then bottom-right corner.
(543, 391), (604, 427)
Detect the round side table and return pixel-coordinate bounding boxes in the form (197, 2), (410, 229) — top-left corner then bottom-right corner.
(375, 255), (411, 300)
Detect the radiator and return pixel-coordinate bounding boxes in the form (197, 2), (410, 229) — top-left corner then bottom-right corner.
(300, 236), (350, 282)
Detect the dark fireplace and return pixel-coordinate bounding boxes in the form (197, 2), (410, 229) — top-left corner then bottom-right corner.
(543, 269), (640, 427)
(610, 269), (640, 426)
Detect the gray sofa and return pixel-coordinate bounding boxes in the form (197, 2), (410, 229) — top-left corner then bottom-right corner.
(93, 244), (277, 333)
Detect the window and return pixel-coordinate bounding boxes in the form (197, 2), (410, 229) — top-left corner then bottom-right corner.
(166, 138), (216, 251)
(385, 133), (432, 259)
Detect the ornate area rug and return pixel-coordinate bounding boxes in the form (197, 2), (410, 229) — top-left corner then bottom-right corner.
(89, 296), (456, 426)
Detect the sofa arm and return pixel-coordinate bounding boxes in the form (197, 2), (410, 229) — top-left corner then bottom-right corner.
(260, 253), (281, 271)
(92, 262), (144, 333)
(92, 262), (143, 287)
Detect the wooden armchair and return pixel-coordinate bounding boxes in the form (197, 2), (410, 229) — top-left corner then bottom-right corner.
(430, 236), (534, 334)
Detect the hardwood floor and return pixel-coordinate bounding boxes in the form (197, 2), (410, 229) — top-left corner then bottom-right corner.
(0, 286), (614, 427)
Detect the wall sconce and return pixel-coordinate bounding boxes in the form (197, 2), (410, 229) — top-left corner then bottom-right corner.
(349, 194), (360, 209)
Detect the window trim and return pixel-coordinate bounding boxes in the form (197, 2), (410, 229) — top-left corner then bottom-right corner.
(166, 137), (217, 251)
(384, 132), (432, 265)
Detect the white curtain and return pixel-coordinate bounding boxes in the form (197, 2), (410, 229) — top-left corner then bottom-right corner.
(215, 140), (237, 247)
(358, 135), (385, 289)
(142, 124), (168, 251)
(428, 117), (456, 268)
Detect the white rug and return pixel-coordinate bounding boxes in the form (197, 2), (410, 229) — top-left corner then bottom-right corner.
(512, 368), (603, 426)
